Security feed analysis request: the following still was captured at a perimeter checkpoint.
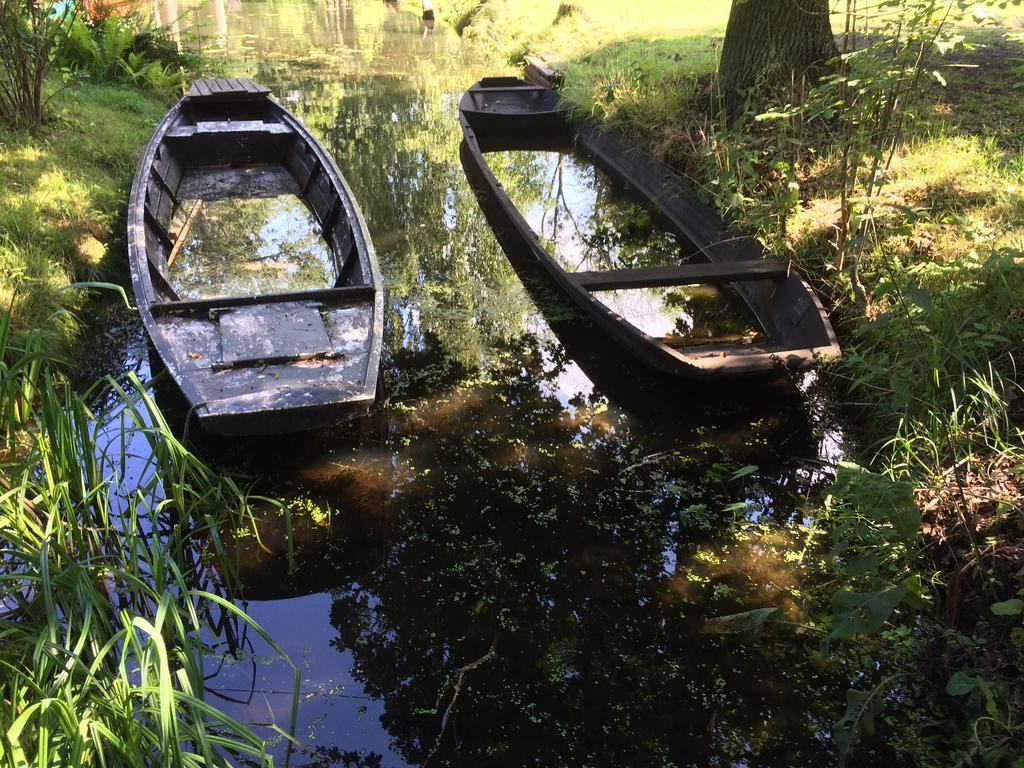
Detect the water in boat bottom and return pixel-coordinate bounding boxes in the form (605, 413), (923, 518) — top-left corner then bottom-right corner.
(486, 149), (766, 346)
(167, 165), (336, 300)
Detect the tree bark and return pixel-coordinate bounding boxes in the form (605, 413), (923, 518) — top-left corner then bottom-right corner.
(718, 0), (837, 120)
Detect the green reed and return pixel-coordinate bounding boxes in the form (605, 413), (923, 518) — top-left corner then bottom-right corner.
(0, 319), (298, 767)
(834, 251), (1024, 482)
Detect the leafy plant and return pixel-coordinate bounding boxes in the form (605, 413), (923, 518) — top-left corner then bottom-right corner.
(0, 0), (79, 126)
(0, 319), (298, 765)
(58, 14), (193, 93)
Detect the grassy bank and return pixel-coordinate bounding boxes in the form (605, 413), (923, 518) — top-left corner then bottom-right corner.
(443, 0), (728, 75)
(0, 82), (167, 351)
(446, 1), (1024, 763)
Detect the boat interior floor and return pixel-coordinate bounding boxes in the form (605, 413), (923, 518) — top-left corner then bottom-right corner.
(166, 165), (338, 301)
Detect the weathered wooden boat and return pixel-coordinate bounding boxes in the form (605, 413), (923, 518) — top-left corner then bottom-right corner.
(128, 78), (383, 435)
(459, 77), (840, 381)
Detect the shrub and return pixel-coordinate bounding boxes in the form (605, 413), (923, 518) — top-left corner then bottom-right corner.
(58, 14), (195, 94)
(0, 0), (78, 127)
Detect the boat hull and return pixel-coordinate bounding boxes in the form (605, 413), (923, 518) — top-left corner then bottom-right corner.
(128, 78), (383, 435)
(459, 78), (840, 382)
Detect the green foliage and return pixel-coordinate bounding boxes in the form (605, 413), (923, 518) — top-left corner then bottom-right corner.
(836, 251), (1024, 476)
(0, 324), (295, 766)
(826, 462), (920, 580)
(828, 583), (908, 640)
(832, 678), (897, 765)
(991, 599), (1024, 616)
(58, 15), (195, 93)
(819, 459), (1024, 765)
(0, 0), (78, 126)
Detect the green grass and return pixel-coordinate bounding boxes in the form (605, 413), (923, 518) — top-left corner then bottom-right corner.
(0, 82), (168, 351)
(443, 0), (728, 70)
(0, 325), (297, 767)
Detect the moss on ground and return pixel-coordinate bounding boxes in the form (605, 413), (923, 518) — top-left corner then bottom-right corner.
(0, 82), (168, 351)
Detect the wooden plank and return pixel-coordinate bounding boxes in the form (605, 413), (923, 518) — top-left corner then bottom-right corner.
(474, 84), (548, 94)
(301, 159), (322, 198)
(149, 166), (178, 207)
(573, 260), (790, 291)
(322, 198), (341, 231)
(150, 284), (375, 317)
(477, 76), (528, 88)
(166, 121), (293, 137)
(216, 302), (335, 369)
(144, 208), (174, 252)
(185, 79), (272, 102)
(166, 200), (202, 268)
(524, 55), (564, 88)
(659, 332), (763, 349)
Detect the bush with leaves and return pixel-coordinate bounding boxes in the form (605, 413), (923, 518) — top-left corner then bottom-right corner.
(0, 0), (78, 127)
(58, 14), (195, 93)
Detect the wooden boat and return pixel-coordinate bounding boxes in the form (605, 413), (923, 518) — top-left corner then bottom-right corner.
(128, 78), (383, 435)
(458, 77), (840, 382)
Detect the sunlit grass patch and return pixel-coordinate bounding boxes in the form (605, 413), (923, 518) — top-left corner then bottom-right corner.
(789, 134), (1024, 269)
(444, 0), (729, 68)
(0, 82), (166, 350)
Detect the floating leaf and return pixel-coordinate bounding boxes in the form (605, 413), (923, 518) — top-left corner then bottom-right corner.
(703, 607), (779, 636)
(833, 685), (886, 764)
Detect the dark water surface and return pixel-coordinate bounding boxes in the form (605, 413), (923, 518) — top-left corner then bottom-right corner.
(81, 1), (857, 765)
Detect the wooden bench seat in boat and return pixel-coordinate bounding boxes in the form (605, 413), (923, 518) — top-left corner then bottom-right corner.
(573, 260), (790, 291)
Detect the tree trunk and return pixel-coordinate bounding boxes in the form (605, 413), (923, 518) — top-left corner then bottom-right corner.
(718, 0), (837, 120)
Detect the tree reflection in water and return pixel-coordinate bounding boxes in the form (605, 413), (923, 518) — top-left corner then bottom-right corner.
(320, 335), (845, 767)
(125, 3), (863, 764)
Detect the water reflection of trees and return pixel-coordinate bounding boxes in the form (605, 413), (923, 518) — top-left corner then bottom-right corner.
(285, 74), (540, 370)
(310, 336), (850, 767)
(152, 4), (865, 763)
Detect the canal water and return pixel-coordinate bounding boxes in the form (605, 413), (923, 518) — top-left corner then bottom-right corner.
(81, 1), (859, 765)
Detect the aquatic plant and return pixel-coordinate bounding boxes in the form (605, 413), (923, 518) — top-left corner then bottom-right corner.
(0, 323), (297, 767)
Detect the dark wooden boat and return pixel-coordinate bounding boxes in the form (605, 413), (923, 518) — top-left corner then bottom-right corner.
(128, 78), (383, 435)
(458, 77), (840, 381)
